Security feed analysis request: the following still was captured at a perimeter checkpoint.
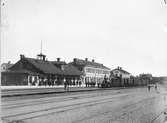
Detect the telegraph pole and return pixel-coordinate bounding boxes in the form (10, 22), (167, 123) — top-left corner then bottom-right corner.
(40, 40), (43, 54)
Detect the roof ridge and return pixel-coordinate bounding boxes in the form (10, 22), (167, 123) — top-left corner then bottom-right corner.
(73, 58), (110, 70)
(112, 68), (130, 74)
(25, 57), (63, 74)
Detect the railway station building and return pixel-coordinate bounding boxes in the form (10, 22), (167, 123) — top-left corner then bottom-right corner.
(69, 58), (110, 87)
(1, 54), (83, 86)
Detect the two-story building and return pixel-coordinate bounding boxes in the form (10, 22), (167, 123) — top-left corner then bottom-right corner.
(111, 67), (131, 78)
(111, 66), (131, 86)
(69, 58), (110, 86)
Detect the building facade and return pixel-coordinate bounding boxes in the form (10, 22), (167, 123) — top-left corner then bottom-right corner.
(1, 54), (83, 86)
(1, 70), (35, 86)
(70, 58), (110, 86)
(139, 73), (152, 85)
(111, 67), (131, 79)
(111, 67), (131, 86)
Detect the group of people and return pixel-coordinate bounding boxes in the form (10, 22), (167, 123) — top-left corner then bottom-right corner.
(85, 82), (96, 87)
(64, 80), (82, 91)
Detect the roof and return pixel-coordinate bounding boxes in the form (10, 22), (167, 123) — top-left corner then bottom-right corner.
(112, 68), (130, 74)
(25, 58), (63, 75)
(1, 63), (14, 70)
(50, 61), (82, 76)
(70, 58), (110, 70)
(51, 61), (66, 65)
(62, 64), (83, 76)
(11, 57), (82, 76)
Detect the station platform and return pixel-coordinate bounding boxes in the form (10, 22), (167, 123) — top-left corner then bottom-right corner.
(1, 85), (75, 90)
(1, 85), (101, 97)
(1, 85), (141, 97)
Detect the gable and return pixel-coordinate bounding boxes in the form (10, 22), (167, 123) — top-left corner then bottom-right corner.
(112, 69), (130, 75)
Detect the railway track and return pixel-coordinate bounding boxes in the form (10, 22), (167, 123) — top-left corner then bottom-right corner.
(72, 96), (158, 123)
(2, 87), (143, 110)
(72, 95), (167, 123)
(2, 87), (165, 123)
(2, 93), (159, 123)
(2, 93), (132, 122)
(151, 107), (167, 123)
(2, 90), (120, 109)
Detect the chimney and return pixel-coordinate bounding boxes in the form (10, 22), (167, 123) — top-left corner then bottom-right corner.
(43, 55), (46, 61)
(73, 58), (77, 63)
(120, 67), (122, 70)
(85, 58), (88, 62)
(92, 59), (95, 62)
(8, 61), (11, 64)
(20, 54), (25, 60)
(57, 58), (60, 62)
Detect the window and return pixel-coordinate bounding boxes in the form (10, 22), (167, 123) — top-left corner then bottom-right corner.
(86, 68), (96, 73)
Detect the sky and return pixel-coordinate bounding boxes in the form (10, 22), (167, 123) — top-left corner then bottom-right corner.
(1, 0), (167, 76)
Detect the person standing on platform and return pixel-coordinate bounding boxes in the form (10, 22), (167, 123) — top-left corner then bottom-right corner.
(155, 84), (158, 91)
(148, 84), (151, 92)
(64, 78), (67, 90)
(66, 79), (69, 91)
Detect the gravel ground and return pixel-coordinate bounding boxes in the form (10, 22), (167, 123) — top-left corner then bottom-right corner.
(1, 85), (167, 123)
